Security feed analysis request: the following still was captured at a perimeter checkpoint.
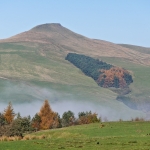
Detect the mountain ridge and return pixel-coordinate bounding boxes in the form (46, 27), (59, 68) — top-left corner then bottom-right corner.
(1, 23), (150, 66)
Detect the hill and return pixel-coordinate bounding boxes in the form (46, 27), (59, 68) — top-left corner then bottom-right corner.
(0, 23), (149, 120)
(1, 122), (150, 149)
(1, 23), (150, 66)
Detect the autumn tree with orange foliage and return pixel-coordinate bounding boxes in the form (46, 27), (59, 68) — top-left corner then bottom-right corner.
(39, 100), (60, 130)
(3, 102), (15, 124)
(97, 67), (133, 88)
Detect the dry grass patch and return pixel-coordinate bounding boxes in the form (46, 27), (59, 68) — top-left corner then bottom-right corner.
(23, 134), (47, 141)
(0, 135), (46, 142)
(0, 136), (22, 142)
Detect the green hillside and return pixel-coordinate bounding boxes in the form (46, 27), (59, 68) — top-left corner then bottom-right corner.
(1, 122), (150, 150)
(0, 41), (145, 120)
(0, 24), (150, 120)
(100, 57), (150, 111)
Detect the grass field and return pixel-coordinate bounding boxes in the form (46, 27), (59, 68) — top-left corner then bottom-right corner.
(0, 121), (150, 150)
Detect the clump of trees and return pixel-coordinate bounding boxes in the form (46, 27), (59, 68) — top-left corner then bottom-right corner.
(66, 53), (133, 88)
(0, 100), (100, 138)
(78, 111), (100, 124)
(0, 103), (31, 137)
(66, 53), (112, 80)
(97, 67), (133, 88)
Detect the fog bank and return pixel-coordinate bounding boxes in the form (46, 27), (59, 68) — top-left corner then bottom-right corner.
(0, 80), (146, 121)
(0, 99), (146, 122)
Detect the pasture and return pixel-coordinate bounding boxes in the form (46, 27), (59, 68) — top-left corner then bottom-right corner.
(0, 121), (150, 150)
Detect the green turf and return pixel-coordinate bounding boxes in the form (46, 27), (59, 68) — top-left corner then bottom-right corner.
(1, 122), (150, 150)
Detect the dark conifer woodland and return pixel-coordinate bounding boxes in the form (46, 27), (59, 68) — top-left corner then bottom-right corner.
(66, 53), (133, 88)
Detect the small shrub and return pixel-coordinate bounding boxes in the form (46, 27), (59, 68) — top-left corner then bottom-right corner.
(128, 140), (137, 143)
(14, 136), (22, 141)
(119, 119), (123, 122)
(8, 137), (14, 141)
(0, 136), (8, 141)
(30, 136), (37, 140)
(0, 136), (23, 142)
(100, 124), (105, 128)
(131, 117), (145, 122)
(23, 135), (30, 140)
(38, 135), (46, 139)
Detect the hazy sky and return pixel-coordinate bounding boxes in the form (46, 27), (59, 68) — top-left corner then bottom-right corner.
(0, 1), (149, 47)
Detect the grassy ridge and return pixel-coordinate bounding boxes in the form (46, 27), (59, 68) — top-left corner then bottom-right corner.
(118, 44), (150, 54)
(0, 122), (150, 149)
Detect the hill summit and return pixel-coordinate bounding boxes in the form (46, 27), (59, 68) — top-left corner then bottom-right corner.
(30, 23), (63, 32)
(1, 23), (150, 66)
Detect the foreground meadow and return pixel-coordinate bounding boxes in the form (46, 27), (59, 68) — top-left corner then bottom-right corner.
(0, 121), (150, 150)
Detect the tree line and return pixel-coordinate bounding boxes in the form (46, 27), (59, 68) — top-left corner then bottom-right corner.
(0, 100), (100, 137)
(66, 53), (133, 88)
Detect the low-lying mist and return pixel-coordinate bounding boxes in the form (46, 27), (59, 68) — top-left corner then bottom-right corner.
(0, 79), (146, 121)
(0, 99), (146, 122)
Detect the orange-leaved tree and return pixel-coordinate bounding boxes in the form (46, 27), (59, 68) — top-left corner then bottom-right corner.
(3, 102), (15, 124)
(39, 100), (59, 130)
(97, 67), (132, 88)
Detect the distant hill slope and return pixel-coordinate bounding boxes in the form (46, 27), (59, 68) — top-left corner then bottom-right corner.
(118, 44), (150, 54)
(1, 23), (150, 66)
(0, 23), (149, 117)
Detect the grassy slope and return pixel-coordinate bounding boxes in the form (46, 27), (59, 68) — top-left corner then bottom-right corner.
(0, 42), (115, 101)
(0, 42), (149, 115)
(1, 122), (150, 150)
(118, 44), (150, 54)
(101, 57), (150, 111)
(0, 42), (146, 120)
